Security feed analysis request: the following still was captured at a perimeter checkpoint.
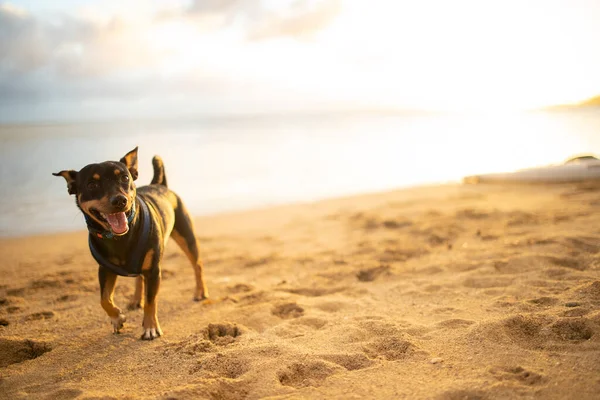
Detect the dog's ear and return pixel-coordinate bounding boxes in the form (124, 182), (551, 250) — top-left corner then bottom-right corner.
(120, 146), (139, 181)
(53, 170), (78, 195)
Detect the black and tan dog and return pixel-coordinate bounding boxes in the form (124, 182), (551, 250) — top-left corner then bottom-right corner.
(53, 147), (208, 340)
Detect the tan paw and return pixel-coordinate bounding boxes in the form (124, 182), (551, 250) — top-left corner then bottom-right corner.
(194, 290), (209, 302)
(111, 314), (126, 334)
(141, 327), (162, 340)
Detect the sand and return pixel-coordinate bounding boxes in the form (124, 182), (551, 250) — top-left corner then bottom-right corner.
(1, 182), (600, 399)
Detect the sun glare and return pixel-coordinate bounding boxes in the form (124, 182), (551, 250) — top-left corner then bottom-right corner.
(317, 0), (600, 111)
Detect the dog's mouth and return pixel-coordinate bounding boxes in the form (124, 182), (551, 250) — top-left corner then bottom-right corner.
(90, 208), (131, 236)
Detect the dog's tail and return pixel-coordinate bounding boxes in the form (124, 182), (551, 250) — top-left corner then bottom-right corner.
(151, 156), (168, 187)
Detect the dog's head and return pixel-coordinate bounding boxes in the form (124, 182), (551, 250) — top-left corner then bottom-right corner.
(53, 147), (139, 236)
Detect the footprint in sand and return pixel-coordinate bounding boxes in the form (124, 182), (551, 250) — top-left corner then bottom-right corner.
(6, 287), (25, 297)
(277, 360), (343, 388)
(319, 353), (374, 371)
(205, 322), (242, 346)
(6, 306), (21, 314)
(382, 219), (413, 229)
(289, 317), (328, 330)
(283, 287), (346, 297)
(562, 235), (600, 254)
(489, 365), (544, 385)
(436, 319), (475, 329)
(561, 307), (590, 317)
(527, 297), (559, 307)
(576, 281), (600, 304)
(163, 336), (215, 356)
(356, 265), (390, 282)
(362, 336), (417, 361)
(235, 290), (271, 305)
(227, 283), (255, 294)
(25, 311), (55, 321)
(0, 338), (52, 368)
(29, 279), (62, 290)
(192, 352), (251, 378)
(505, 211), (539, 227)
(272, 302), (304, 319)
(501, 314), (554, 349)
(500, 314), (595, 349)
(244, 254), (279, 268)
(167, 380), (249, 400)
(379, 248), (428, 263)
(56, 294), (78, 302)
(550, 318), (593, 341)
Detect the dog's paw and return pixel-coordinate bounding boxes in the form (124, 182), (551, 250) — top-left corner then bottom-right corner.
(141, 327), (162, 340)
(193, 290), (209, 302)
(111, 314), (126, 334)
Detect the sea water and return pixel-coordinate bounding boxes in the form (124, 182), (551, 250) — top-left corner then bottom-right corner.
(1, 109), (599, 237)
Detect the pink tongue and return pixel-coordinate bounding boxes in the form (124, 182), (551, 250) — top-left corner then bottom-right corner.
(106, 212), (128, 234)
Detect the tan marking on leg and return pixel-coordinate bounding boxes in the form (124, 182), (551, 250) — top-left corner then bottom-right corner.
(171, 230), (208, 300)
(142, 291), (162, 340)
(93, 173), (100, 180)
(142, 301), (162, 338)
(114, 169), (121, 175)
(128, 275), (145, 310)
(100, 273), (120, 318)
(100, 272), (126, 333)
(141, 249), (155, 271)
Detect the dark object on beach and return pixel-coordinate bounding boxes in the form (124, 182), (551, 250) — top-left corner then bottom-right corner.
(464, 154), (600, 184)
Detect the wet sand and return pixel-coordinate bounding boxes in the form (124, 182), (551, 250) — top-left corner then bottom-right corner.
(1, 182), (600, 399)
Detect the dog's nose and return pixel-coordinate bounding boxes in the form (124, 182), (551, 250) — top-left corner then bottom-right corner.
(110, 195), (128, 210)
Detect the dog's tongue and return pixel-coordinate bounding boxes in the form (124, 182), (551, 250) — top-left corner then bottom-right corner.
(106, 212), (128, 234)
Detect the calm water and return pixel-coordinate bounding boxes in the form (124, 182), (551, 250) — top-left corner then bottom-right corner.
(1, 109), (599, 237)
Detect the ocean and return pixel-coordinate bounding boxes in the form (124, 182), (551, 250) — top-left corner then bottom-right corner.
(1, 109), (599, 237)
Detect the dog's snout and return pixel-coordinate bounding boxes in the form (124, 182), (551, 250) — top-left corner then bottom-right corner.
(110, 195), (128, 210)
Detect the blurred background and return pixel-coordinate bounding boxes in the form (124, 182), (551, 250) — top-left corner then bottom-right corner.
(1, 0), (600, 236)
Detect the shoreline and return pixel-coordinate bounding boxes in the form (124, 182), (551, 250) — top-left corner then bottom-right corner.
(0, 181), (458, 240)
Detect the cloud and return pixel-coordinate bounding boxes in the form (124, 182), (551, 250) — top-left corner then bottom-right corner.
(187, 0), (249, 14)
(183, 0), (341, 40)
(248, 0), (341, 41)
(0, 3), (171, 77)
(0, 0), (343, 122)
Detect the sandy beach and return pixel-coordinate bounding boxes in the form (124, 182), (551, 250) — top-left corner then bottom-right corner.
(1, 182), (600, 399)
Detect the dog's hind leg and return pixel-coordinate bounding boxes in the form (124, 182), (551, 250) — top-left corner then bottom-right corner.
(127, 276), (145, 310)
(171, 198), (208, 301)
(98, 267), (126, 333)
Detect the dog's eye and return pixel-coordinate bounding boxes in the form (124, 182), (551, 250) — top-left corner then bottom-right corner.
(120, 175), (129, 183)
(87, 181), (100, 190)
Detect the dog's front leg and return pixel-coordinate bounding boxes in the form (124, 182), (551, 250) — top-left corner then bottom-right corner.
(141, 266), (162, 340)
(98, 266), (126, 333)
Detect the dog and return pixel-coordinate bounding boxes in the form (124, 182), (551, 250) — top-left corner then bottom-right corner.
(53, 147), (208, 340)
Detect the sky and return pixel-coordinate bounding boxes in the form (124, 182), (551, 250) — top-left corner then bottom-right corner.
(1, 0), (600, 122)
